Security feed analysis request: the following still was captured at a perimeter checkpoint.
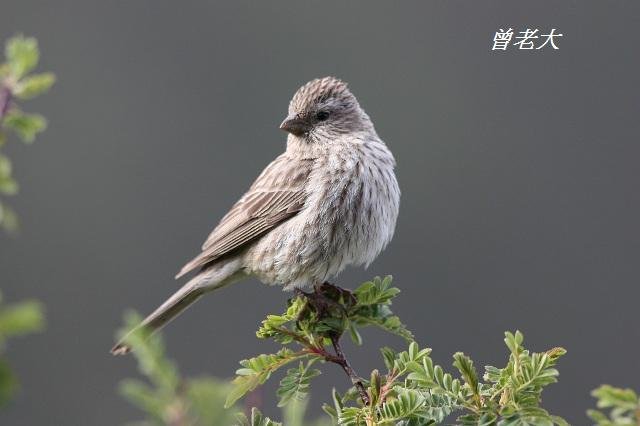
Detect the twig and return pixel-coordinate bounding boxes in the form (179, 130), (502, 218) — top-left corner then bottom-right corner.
(292, 333), (369, 405)
(330, 335), (370, 406)
(0, 84), (12, 121)
(293, 285), (370, 405)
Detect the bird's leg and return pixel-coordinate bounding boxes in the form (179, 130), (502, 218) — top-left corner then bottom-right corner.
(294, 284), (330, 319)
(302, 282), (352, 319)
(318, 281), (356, 315)
(306, 283), (332, 318)
(294, 288), (311, 298)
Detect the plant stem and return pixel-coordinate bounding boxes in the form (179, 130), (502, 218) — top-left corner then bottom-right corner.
(0, 84), (12, 121)
(330, 335), (370, 406)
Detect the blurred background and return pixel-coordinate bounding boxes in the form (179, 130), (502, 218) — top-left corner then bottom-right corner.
(1, 1), (639, 424)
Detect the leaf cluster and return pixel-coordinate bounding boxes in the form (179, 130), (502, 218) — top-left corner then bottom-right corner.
(118, 277), (577, 425)
(0, 292), (44, 406)
(236, 407), (284, 426)
(326, 331), (568, 425)
(235, 400), (333, 426)
(0, 35), (55, 232)
(231, 278), (569, 425)
(588, 385), (639, 426)
(227, 277), (412, 410)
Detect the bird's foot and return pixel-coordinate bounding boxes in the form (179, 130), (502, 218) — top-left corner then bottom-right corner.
(295, 282), (355, 321)
(316, 282), (356, 307)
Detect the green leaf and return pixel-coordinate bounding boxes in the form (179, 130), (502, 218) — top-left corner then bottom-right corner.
(393, 342), (433, 376)
(116, 312), (180, 392)
(350, 303), (413, 342)
(588, 385), (640, 425)
(0, 155), (15, 197)
(378, 388), (427, 423)
(586, 409), (609, 424)
(0, 358), (17, 407)
(0, 296), (45, 407)
(118, 379), (166, 422)
(0, 155), (11, 178)
(14, 72), (56, 100)
(3, 111), (47, 143)
(256, 296), (306, 343)
(5, 35), (39, 79)
(369, 369), (381, 406)
(0, 202), (19, 233)
(0, 64), (10, 79)
(421, 392), (457, 424)
(353, 276), (400, 307)
(186, 377), (238, 426)
(277, 360), (321, 407)
(226, 348), (309, 408)
(0, 176), (18, 195)
(348, 276), (414, 342)
(337, 406), (368, 426)
(347, 321), (363, 346)
(504, 331), (524, 356)
(235, 407), (282, 426)
(116, 312), (241, 425)
(0, 300), (45, 339)
(452, 352), (480, 401)
(381, 346), (397, 372)
(283, 396), (317, 426)
(592, 385), (638, 410)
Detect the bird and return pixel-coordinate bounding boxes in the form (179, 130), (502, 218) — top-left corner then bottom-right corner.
(111, 76), (400, 355)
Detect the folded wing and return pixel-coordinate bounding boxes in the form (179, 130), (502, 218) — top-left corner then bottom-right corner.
(176, 155), (312, 278)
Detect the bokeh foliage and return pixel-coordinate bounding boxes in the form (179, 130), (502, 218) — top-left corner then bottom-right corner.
(0, 34), (48, 408)
(0, 34), (55, 232)
(588, 385), (640, 426)
(0, 292), (44, 406)
(116, 312), (238, 426)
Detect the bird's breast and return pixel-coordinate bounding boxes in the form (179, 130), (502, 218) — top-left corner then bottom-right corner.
(302, 143), (400, 269)
(245, 140), (399, 289)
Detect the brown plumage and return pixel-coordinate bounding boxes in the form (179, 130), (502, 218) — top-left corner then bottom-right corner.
(175, 155), (311, 279)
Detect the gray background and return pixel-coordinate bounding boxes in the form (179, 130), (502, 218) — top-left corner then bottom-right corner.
(1, 1), (639, 424)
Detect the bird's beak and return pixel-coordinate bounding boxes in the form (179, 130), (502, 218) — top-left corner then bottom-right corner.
(279, 114), (311, 136)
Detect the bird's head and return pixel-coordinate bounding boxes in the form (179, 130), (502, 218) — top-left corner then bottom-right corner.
(280, 77), (370, 141)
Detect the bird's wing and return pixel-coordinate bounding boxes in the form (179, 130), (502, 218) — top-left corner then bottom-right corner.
(175, 154), (313, 278)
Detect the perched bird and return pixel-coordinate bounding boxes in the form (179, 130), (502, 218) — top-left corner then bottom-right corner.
(111, 77), (400, 354)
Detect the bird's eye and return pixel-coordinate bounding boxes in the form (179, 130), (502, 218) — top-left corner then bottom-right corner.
(316, 110), (330, 121)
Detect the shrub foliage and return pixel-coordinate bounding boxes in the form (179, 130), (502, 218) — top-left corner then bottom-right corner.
(115, 277), (581, 425)
(0, 35), (55, 232)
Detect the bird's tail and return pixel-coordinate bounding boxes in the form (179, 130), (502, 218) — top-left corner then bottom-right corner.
(111, 259), (243, 355)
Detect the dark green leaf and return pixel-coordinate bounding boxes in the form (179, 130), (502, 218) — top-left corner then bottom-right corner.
(277, 360), (321, 407)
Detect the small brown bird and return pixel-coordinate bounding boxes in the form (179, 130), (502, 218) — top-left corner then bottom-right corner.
(112, 77), (400, 354)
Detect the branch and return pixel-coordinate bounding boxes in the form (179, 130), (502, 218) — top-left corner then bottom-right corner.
(330, 335), (369, 406)
(296, 283), (370, 405)
(280, 327), (370, 405)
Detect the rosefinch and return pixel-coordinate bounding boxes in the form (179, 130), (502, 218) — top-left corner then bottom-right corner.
(112, 77), (400, 354)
